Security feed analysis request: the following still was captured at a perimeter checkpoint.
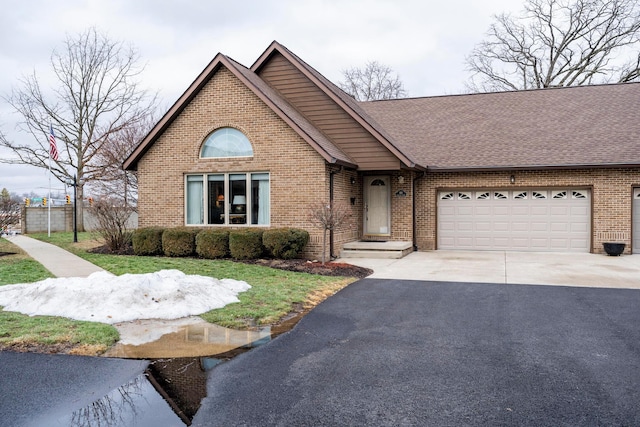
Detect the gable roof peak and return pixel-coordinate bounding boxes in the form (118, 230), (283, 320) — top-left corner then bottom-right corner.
(251, 41), (424, 170)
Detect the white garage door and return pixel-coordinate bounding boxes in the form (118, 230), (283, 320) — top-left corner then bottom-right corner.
(633, 188), (640, 254)
(438, 189), (591, 252)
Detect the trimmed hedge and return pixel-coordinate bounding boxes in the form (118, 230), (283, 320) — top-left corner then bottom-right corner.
(229, 229), (265, 260)
(263, 228), (309, 259)
(132, 227), (165, 256)
(162, 227), (200, 257)
(196, 229), (230, 259)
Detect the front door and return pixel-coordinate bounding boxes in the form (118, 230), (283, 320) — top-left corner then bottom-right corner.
(364, 176), (390, 236)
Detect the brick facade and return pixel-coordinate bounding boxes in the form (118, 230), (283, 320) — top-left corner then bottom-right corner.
(133, 51), (640, 259)
(137, 66), (346, 259)
(415, 168), (640, 254)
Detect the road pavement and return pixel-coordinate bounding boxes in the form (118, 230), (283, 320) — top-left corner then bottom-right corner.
(0, 352), (147, 427)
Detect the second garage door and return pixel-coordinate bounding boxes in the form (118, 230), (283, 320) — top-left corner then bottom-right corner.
(438, 189), (591, 252)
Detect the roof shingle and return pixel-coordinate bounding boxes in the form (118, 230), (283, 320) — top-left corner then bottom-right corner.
(359, 83), (640, 170)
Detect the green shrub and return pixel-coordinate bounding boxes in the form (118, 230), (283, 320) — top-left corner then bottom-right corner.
(132, 227), (165, 256)
(162, 227), (200, 257)
(196, 229), (230, 259)
(263, 228), (310, 259)
(229, 229), (264, 259)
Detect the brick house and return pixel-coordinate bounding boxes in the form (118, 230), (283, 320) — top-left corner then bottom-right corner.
(124, 41), (640, 259)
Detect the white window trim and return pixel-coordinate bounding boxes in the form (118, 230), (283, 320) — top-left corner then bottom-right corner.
(184, 172), (270, 227)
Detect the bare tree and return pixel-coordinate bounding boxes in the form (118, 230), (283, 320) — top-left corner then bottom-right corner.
(338, 61), (408, 101)
(88, 197), (136, 253)
(89, 117), (155, 205)
(1, 27), (156, 229)
(308, 201), (352, 264)
(466, 0), (640, 92)
(0, 188), (20, 234)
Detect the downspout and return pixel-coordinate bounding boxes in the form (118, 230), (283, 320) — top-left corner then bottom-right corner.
(329, 166), (342, 259)
(412, 170), (427, 251)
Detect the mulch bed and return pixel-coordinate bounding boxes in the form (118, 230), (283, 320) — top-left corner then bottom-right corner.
(89, 245), (372, 278)
(239, 259), (372, 278)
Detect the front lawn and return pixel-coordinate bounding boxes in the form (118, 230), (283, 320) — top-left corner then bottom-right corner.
(1, 233), (356, 354)
(0, 237), (118, 354)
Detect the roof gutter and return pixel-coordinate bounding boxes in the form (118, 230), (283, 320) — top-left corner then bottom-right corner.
(427, 162), (640, 173)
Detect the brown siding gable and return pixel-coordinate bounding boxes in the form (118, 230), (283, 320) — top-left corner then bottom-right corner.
(251, 41), (425, 171)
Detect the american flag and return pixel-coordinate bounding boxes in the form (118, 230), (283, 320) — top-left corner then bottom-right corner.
(49, 125), (59, 161)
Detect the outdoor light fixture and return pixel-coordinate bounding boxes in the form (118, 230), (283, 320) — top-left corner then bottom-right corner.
(510, 175), (516, 184)
(350, 177), (356, 184)
(398, 176), (404, 184)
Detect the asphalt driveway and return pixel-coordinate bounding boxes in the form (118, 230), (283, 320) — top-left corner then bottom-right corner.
(193, 278), (640, 426)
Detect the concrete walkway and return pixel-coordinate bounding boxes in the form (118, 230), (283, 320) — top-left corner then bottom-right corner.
(6, 235), (105, 278)
(341, 250), (640, 289)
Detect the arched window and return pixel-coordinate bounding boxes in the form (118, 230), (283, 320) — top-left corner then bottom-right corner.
(201, 127), (253, 158)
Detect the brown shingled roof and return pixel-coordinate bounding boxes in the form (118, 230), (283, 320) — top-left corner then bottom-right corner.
(359, 83), (640, 170)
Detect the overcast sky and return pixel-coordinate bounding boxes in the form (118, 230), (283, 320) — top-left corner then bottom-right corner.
(0, 0), (519, 196)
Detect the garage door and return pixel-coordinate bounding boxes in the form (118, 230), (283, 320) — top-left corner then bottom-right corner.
(633, 188), (640, 254)
(438, 189), (590, 252)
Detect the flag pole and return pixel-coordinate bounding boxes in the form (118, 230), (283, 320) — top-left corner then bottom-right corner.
(47, 141), (51, 237)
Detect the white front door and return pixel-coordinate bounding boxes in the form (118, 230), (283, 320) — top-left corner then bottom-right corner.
(365, 176), (390, 236)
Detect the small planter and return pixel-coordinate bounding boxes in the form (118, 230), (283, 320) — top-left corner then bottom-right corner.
(603, 242), (625, 256)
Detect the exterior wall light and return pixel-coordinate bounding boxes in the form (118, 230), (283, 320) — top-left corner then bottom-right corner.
(510, 175), (516, 184)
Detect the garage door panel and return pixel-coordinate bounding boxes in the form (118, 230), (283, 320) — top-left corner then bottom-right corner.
(475, 206), (492, 215)
(457, 207), (474, 216)
(570, 222), (588, 232)
(475, 222), (492, 232)
(530, 239), (549, 249)
(531, 206), (548, 215)
(570, 206), (589, 215)
(511, 238), (530, 249)
(511, 206), (529, 215)
(493, 206), (509, 215)
(474, 237), (492, 248)
(550, 222), (569, 232)
(494, 222), (510, 232)
(438, 189), (590, 252)
(569, 239), (589, 250)
(456, 237), (474, 247)
(531, 222), (548, 231)
(550, 206), (569, 215)
(439, 206), (456, 215)
(457, 221), (473, 231)
(550, 239), (569, 249)
(492, 237), (510, 247)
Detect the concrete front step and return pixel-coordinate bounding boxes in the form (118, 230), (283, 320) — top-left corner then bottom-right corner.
(341, 241), (413, 259)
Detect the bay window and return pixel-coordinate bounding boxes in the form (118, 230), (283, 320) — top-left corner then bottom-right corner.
(186, 172), (270, 226)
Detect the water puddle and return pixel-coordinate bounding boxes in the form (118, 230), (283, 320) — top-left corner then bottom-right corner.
(46, 310), (308, 425)
(103, 317), (271, 358)
(44, 371), (187, 426)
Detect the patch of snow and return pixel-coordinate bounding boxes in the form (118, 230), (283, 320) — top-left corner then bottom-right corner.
(0, 270), (250, 324)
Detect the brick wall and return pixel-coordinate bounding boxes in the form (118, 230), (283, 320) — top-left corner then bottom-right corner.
(21, 207), (137, 234)
(136, 66), (339, 259)
(415, 168), (640, 254)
